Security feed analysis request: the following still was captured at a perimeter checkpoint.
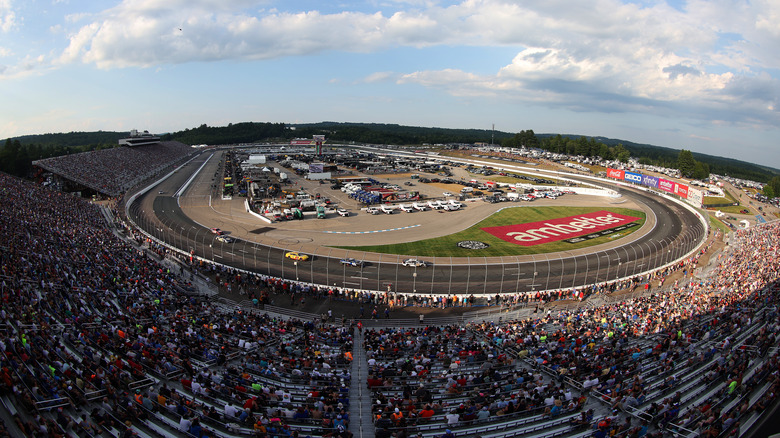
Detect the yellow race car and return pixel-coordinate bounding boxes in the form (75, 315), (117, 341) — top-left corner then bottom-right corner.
(285, 251), (310, 261)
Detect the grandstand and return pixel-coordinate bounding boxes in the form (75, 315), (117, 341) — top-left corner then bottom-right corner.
(32, 138), (192, 197)
(0, 151), (779, 438)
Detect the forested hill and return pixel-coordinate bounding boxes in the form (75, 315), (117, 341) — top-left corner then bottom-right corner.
(10, 130), (126, 148)
(161, 122), (286, 145)
(289, 121), (514, 145)
(3, 122), (778, 182)
(541, 134), (779, 182)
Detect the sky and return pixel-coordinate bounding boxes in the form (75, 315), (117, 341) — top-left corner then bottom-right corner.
(1, 0), (779, 170)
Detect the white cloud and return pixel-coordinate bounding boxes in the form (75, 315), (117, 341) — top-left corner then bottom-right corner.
(0, 0), (16, 32)
(3, 0), (778, 131)
(363, 71), (396, 83)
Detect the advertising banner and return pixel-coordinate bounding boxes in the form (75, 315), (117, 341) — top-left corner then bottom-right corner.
(674, 183), (689, 199)
(658, 178), (675, 193)
(641, 174), (659, 188)
(607, 168), (624, 180)
(687, 188), (703, 206)
(481, 210), (641, 247)
(624, 171), (643, 184)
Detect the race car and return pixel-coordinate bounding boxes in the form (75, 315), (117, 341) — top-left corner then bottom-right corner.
(285, 251), (310, 261)
(402, 259), (428, 267)
(340, 258), (365, 267)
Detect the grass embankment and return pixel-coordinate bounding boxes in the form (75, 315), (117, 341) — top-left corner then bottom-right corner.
(709, 215), (730, 234)
(335, 206), (646, 257)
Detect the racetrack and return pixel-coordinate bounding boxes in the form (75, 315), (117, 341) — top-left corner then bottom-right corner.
(128, 150), (706, 296)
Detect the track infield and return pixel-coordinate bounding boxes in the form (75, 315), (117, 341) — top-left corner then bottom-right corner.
(333, 206), (646, 257)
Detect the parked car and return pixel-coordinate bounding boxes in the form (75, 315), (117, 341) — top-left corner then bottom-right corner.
(337, 208), (350, 217)
(285, 251), (309, 261)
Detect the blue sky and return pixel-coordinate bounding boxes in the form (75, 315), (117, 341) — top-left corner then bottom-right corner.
(1, 0), (779, 170)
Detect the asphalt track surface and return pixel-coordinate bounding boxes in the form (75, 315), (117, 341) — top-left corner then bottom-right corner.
(129, 151), (706, 296)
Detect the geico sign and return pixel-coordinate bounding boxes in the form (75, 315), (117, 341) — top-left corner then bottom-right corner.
(624, 172), (642, 183)
(481, 211), (641, 246)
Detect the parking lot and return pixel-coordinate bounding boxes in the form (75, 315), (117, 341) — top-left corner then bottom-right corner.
(179, 151), (646, 249)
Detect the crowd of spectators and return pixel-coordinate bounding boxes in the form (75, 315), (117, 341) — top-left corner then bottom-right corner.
(363, 324), (591, 437)
(0, 172), (352, 437)
(2, 164), (779, 438)
(34, 141), (193, 196)
(467, 223), (780, 437)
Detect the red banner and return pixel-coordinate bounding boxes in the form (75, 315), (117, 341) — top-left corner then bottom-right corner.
(482, 210), (641, 246)
(674, 183), (689, 199)
(607, 168), (624, 179)
(658, 178), (675, 193)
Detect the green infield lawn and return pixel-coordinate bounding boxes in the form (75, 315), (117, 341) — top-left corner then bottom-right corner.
(335, 206), (646, 257)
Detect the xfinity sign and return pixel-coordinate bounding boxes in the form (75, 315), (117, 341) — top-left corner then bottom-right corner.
(641, 175), (659, 188)
(482, 211), (641, 247)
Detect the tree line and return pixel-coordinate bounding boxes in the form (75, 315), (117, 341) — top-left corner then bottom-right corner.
(0, 138), (115, 179)
(2, 122), (777, 184)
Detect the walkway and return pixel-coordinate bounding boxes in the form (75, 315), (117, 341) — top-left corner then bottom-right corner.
(348, 326), (375, 438)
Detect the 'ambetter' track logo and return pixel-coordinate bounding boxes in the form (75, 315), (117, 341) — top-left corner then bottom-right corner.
(481, 211), (641, 247)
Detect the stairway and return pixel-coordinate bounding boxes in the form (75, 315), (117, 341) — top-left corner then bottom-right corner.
(348, 326), (375, 438)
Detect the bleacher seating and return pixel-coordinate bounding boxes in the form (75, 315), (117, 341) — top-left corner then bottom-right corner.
(1, 168), (780, 438)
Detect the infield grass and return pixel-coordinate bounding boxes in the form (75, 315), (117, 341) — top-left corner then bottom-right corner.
(335, 206), (646, 257)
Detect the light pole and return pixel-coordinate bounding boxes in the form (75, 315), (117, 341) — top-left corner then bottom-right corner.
(294, 261), (299, 281)
(413, 271), (417, 294)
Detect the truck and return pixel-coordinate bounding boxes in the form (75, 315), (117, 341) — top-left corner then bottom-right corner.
(316, 206), (326, 219)
(380, 205), (395, 214)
